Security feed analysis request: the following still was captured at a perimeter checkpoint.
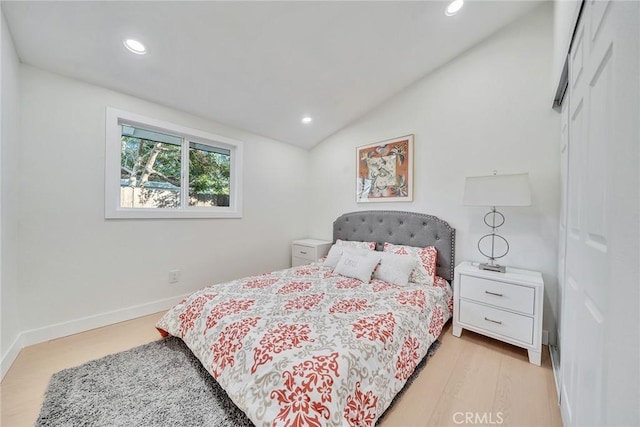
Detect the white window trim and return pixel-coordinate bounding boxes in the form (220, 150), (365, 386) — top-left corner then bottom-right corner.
(105, 107), (243, 219)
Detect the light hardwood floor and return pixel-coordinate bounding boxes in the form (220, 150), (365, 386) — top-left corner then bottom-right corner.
(1, 313), (562, 427)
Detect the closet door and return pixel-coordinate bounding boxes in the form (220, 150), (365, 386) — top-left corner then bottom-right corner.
(562, 0), (639, 425)
(556, 97), (568, 362)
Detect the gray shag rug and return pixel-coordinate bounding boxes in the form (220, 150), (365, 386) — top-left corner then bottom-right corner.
(37, 336), (440, 426)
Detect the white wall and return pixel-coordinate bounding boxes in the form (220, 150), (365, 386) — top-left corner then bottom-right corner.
(1, 10), (22, 375)
(17, 65), (309, 336)
(309, 4), (560, 337)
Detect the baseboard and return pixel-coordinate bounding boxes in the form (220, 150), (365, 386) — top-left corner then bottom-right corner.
(542, 329), (549, 345)
(1, 293), (188, 380)
(1, 334), (24, 380)
(549, 344), (561, 402)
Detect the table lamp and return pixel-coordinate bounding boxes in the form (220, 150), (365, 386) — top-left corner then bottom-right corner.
(463, 172), (531, 272)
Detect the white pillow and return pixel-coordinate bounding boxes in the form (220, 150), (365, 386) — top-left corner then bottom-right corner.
(383, 243), (438, 286)
(324, 245), (372, 269)
(335, 239), (377, 250)
(333, 251), (381, 283)
(373, 252), (417, 286)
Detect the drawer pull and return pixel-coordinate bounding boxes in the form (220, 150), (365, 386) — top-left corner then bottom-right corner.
(484, 317), (503, 325)
(299, 251), (308, 255)
(485, 291), (503, 297)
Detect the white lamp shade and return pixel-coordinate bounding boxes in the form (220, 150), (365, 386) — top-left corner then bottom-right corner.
(463, 173), (531, 207)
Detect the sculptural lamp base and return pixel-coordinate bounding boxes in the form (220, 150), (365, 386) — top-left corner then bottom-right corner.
(476, 207), (509, 274)
(479, 262), (506, 273)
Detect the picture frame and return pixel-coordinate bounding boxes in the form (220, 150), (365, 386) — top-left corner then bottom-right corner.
(356, 134), (414, 203)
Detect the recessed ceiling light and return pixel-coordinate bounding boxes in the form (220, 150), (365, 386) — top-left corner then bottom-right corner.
(123, 39), (147, 55)
(445, 0), (464, 16)
(301, 116), (312, 124)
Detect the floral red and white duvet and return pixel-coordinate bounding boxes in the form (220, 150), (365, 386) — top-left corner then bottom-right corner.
(156, 262), (453, 426)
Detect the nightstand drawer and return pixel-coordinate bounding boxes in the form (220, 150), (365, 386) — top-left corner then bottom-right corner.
(459, 300), (533, 344)
(292, 244), (315, 260)
(460, 275), (534, 315)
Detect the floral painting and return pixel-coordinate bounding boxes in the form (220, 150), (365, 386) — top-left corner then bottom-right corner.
(356, 134), (413, 202)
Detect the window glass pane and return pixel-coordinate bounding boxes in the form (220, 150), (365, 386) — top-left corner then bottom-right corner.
(188, 142), (230, 207)
(120, 126), (182, 209)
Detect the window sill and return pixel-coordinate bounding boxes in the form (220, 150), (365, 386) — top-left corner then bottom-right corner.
(105, 207), (242, 219)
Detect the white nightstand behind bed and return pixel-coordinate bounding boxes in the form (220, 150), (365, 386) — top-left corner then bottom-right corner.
(453, 261), (544, 365)
(291, 239), (332, 267)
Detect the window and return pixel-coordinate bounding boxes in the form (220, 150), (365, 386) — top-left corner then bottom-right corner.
(105, 108), (243, 218)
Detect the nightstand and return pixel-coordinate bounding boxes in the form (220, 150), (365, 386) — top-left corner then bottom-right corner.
(453, 261), (544, 365)
(291, 239), (332, 267)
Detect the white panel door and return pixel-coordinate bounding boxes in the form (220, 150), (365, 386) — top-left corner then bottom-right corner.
(561, 0), (639, 425)
(557, 96), (568, 352)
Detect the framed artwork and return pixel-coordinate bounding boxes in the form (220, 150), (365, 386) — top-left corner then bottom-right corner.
(356, 134), (413, 203)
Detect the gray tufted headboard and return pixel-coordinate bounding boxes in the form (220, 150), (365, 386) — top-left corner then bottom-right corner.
(333, 211), (456, 282)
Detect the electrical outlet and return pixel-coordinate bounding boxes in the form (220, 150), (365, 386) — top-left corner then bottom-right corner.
(169, 270), (181, 284)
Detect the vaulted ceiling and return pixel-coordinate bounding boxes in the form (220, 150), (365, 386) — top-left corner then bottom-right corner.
(2, 1), (541, 148)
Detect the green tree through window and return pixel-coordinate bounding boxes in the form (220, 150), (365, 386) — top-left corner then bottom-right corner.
(189, 142), (230, 207)
(119, 126), (230, 209)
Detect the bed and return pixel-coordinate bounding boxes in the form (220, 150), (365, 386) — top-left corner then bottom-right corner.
(156, 210), (455, 426)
